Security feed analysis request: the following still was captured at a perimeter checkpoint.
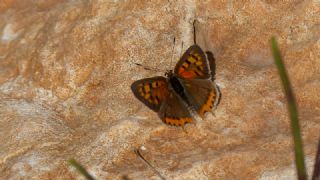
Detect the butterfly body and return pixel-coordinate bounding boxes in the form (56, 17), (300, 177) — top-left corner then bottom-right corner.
(131, 45), (220, 128)
(166, 70), (190, 105)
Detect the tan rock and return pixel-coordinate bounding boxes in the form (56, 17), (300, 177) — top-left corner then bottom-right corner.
(0, 0), (319, 179)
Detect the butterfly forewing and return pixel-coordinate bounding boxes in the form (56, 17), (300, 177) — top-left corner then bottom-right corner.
(174, 45), (211, 80)
(131, 77), (169, 112)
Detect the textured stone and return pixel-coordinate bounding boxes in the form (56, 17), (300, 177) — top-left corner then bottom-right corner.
(0, 0), (319, 179)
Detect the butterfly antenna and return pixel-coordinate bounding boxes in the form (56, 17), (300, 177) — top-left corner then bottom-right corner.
(133, 62), (164, 72)
(193, 19), (197, 45)
(179, 41), (184, 58)
(168, 37), (176, 70)
(134, 148), (166, 180)
(205, 8), (209, 49)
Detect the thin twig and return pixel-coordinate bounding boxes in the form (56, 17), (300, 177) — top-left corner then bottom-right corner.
(134, 148), (166, 180)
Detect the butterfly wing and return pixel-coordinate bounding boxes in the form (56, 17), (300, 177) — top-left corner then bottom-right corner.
(131, 76), (193, 127)
(158, 90), (193, 127)
(181, 78), (220, 119)
(131, 76), (169, 112)
(174, 45), (220, 118)
(205, 51), (216, 82)
(174, 45), (211, 80)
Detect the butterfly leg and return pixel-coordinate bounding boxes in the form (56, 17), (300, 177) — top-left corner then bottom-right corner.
(182, 125), (188, 134)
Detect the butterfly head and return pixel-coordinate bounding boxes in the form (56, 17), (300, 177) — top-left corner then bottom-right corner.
(164, 70), (174, 78)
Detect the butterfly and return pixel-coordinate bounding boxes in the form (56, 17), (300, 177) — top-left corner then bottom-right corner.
(131, 44), (221, 128)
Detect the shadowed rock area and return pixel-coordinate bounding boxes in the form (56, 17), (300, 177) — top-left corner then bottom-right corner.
(0, 0), (319, 179)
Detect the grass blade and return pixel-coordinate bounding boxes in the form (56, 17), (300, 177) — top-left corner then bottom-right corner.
(68, 158), (95, 180)
(312, 138), (320, 180)
(271, 37), (307, 180)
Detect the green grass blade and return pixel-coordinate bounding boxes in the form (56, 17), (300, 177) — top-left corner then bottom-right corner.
(271, 37), (307, 180)
(68, 158), (95, 180)
(312, 138), (320, 180)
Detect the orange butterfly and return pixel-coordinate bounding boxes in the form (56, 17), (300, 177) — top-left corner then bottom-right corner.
(131, 45), (221, 128)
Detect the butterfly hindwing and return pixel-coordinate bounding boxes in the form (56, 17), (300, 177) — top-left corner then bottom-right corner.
(205, 51), (216, 81)
(181, 78), (220, 118)
(158, 90), (193, 127)
(174, 45), (211, 80)
(131, 76), (169, 112)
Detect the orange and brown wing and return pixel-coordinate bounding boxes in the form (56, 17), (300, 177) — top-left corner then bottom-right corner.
(131, 77), (169, 112)
(174, 45), (211, 80)
(132, 76), (193, 127)
(158, 91), (193, 128)
(182, 79), (220, 119)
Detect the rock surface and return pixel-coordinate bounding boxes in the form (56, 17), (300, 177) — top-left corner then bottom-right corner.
(0, 0), (319, 179)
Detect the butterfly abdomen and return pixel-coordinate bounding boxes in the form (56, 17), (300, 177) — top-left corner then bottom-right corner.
(169, 76), (183, 93)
